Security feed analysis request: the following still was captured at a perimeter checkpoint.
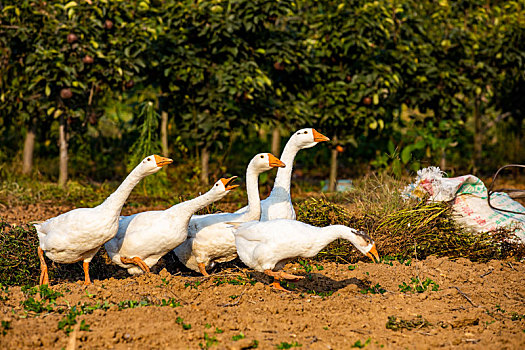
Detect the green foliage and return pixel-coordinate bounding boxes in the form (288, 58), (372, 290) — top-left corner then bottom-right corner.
(159, 298), (181, 308)
(359, 284), (387, 295)
(386, 315), (432, 331)
(200, 332), (218, 349)
(0, 220), (40, 286)
(351, 338), (371, 349)
(117, 300), (150, 310)
(213, 275), (256, 286)
(1, 321), (11, 336)
(232, 332), (245, 341)
(175, 317), (191, 330)
(277, 341), (302, 349)
(20, 285), (63, 314)
(1, 0), (524, 183)
(399, 277), (439, 293)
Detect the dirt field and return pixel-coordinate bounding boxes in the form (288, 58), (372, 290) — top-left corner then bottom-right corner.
(2, 204), (525, 349)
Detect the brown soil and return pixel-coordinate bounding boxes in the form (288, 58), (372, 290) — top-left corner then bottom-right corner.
(1, 204), (525, 349)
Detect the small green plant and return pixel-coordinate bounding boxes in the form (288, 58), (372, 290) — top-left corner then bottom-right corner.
(380, 256), (412, 266)
(215, 327), (224, 334)
(315, 264), (324, 271)
(360, 284), (386, 294)
(351, 338), (371, 348)
(79, 319), (90, 331)
(199, 332), (218, 349)
(386, 315), (431, 331)
(117, 300), (150, 310)
(1, 320), (11, 335)
(176, 317), (191, 330)
(185, 281), (202, 289)
(494, 304), (506, 313)
(213, 275), (256, 286)
(58, 311), (78, 334)
(298, 260), (313, 273)
(204, 323), (211, 329)
(160, 298), (181, 308)
(348, 265), (356, 271)
(277, 341), (302, 349)
(511, 312), (525, 321)
(232, 332), (245, 341)
(306, 290), (333, 298)
(20, 285), (63, 314)
(399, 277), (439, 293)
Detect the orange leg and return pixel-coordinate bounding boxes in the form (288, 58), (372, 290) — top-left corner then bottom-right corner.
(38, 247), (49, 286)
(83, 261), (91, 285)
(277, 271), (304, 281)
(264, 269), (303, 292)
(120, 256), (150, 273)
(198, 263), (209, 276)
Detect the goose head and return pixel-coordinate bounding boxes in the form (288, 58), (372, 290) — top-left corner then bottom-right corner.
(291, 128), (330, 149)
(350, 230), (380, 263)
(248, 153), (286, 174)
(208, 176), (239, 200)
(139, 154), (173, 175)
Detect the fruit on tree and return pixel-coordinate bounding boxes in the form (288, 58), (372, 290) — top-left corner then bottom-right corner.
(67, 33), (78, 43)
(60, 88), (73, 99)
(82, 55), (94, 64)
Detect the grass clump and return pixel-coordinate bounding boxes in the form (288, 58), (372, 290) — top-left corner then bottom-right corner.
(386, 315), (432, 331)
(277, 341), (301, 349)
(0, 220), (40, 286)
(399, 277), (439, 293)
(296, 175), (525, 263)
(351, 338), (371, 348)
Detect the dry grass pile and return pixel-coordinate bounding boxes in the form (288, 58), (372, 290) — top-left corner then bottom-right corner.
(296, 175), (525, 263)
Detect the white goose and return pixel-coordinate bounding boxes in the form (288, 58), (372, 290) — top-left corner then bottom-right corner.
(174, 153), (285, 275)
(235, 128), (329, 221)
(104, 177), (238, 275)
(232, 219), (380, 291)
(35, 155), (173, 285)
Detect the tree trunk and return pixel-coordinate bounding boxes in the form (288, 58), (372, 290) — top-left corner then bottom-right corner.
(271, 127), (281, 156)
(22, 118), (36, 175)
(58, 114), (68, 188)
(160, 110), (169, 157)
(440, 147), (446, 171)
(328, 135), (338, 192)
(200, 146), (209, 185)
(473, 98), (482, 173)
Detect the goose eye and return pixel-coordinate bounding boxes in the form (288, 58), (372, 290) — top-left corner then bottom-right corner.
(260, 155), (264, 158)
(147, 158), (151, 161)
(304, 131), (308, 134)
(215, 183), (218, 186)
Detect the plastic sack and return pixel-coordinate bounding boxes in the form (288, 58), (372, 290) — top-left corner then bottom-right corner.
(403, 167), (525, 244)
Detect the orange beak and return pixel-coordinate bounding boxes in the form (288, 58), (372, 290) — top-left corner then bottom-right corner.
(220, 176), (239, 191)
(312, 129), (330, 142)
(366, 244), (380, 263)
(153, 155), (173, 167)
(268, 153), (286, 168)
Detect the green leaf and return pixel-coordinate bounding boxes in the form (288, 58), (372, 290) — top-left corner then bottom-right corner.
(401, 146), (412, 164)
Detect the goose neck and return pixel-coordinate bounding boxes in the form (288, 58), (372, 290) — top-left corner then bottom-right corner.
(99, 166), (145, 213)
(273, 142), (300, 190)
(243, 168), (262, 220)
